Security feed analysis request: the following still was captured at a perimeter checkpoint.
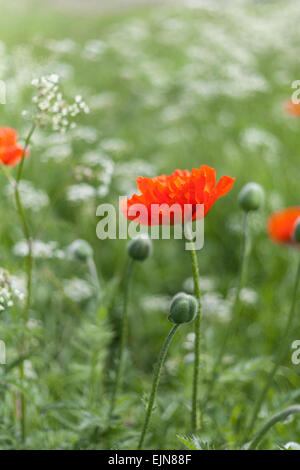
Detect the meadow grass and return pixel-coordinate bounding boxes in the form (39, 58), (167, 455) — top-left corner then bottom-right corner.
(0, 0), (300, 450)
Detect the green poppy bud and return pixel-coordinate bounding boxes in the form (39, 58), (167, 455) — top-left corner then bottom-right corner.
(68, 239), (93, 261)
(238, 182), (264, 212)
(127, 234), (152, 262)
(168, 292), (198, 324)
(293, 218), (300, 243)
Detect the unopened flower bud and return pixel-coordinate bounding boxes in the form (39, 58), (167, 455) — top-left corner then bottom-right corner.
(293, 218), (300, 243)
(68, 239), (93, 261)
(168, 292), (198, 324)
(238, 183), (264, 212)
(127, 234), (152, 262)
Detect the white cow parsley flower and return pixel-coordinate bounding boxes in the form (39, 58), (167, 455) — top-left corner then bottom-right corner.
(30, 74), (89, 132)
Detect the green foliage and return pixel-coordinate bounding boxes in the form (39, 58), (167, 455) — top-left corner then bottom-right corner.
(0, 0), (300, 450)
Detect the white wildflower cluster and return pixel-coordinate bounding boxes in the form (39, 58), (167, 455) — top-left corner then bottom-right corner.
(0, 269), (13, 312)
(183, 332), (195, 351)
(228, 287), (259, 306)
(183, 276), (215, 294)
(82, 151), (114, 198)
(0, 269), (24, 312)
(63, 278), (93, 302)
(31, 74), (89, 132)
(6, 180), (49, 212)
(71, 125), (98, 143)
(45, 38), (77, 55)
(42, 143), (72, 162)
(202, 292), (232, 323)
(141, 295), (170, 314)
(66, 183), (96, 203)
(81, 40), (107, 61)
(13, 240), (65, 259)
(100, 138), (128, 156)
(283, 442), (300, 451)
(66, 152), (115, 203)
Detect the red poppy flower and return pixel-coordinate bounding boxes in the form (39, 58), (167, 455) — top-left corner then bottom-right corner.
(284, 99), (300, 117)
(268, 207), (300, 244)
(0, 127), (28, 167)
(121, 165), (235, 225)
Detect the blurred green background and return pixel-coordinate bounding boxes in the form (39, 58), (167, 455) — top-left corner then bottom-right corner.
(0, 0), (300, 450)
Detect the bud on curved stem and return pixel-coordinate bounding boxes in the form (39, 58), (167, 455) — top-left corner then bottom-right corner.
(138, 324), (180, 450)
(168, 292), (198, 324)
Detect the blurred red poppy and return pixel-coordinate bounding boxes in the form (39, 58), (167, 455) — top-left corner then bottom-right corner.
(284, 99), (300, 117)
(121, 165), (235, 225)
(0, 127), (28, 167)
(268, 207), (300, 244)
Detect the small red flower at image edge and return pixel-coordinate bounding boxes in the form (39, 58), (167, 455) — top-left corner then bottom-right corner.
(0, 127), (29, 167)
(268, 207), (300, 245)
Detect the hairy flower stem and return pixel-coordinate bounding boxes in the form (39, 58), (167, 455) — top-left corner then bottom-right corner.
(248, 405), (300, 450)
(14, 122), (36, 442)
(244, 254), (300, 443)
(108, 259), (134, 419)
(204, 212), (249, 409)
(138, 324), (180, 450)
(188, 238), (202, 432)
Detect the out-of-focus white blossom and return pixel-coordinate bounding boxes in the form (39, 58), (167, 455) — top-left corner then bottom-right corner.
(45, 38), (77, 55)
(283, 442), (300, 451)
(13, 240), (65, 259)
(66, 183), (96, 203)
(142, 295), (170, 313)
(7, 180), (49, 212)
(183, 276), (215, 294)
(42, 143), (72, 162)
(202, 292), (232, 322)
(183, 332), (195, 351)
(0, 269), (25, 311)
(228, 287), (259, 306)
(0, 269), (14, 312)
(81, 40), (107, 61)
(100, 138), (128, 156)
(63, 278), (93, 302)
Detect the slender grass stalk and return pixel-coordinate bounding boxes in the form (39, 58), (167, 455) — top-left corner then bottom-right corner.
(248, 405), (300, 450)
(204, 212), (249, 408)
(14, 122), (36, 442)
(244, 253), (300, 442)
(188, 239), (202, 432)
(108, 258), (134, 418)
(138, 324), (180, 450)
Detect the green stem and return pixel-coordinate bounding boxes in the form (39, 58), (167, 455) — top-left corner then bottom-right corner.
(108, 259), (134, 418)
(138, 324), (180, 450)
(14, 122), (36, 442)
(248, 405), (300, 450)
(87, 255), (101, 303)
(15, 123), (36, 315)
(188, 240), (202, 432)
(244, 253), (300, 442)
(204, 212), (249, 408)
